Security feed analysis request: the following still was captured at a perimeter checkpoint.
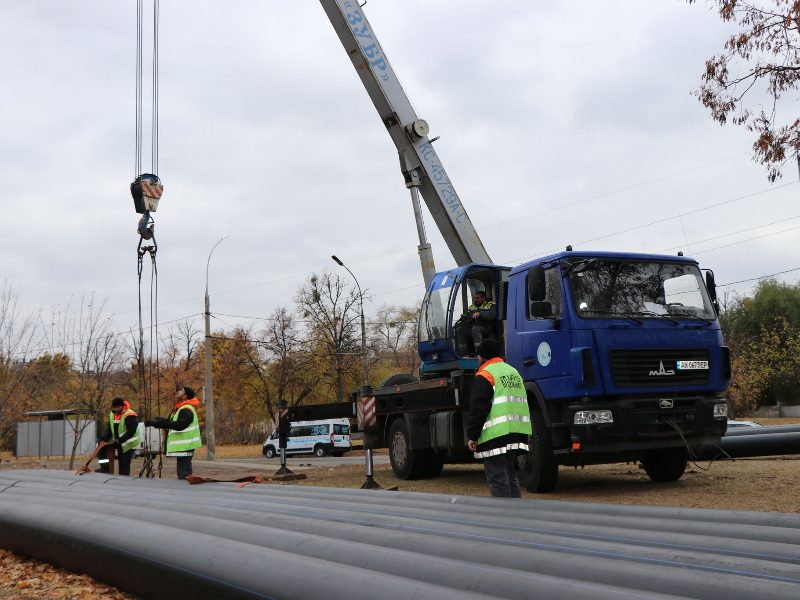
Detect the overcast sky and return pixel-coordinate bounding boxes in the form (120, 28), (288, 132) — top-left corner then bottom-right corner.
(2, 0), (798, 342)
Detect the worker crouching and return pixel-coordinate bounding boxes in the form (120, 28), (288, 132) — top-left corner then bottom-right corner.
(467, 340), (532, 498)
(99, 398), (141, 476)
(146, 387), (202, 480)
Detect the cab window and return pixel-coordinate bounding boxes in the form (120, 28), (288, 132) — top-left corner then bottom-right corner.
(528, 267), (563, 320)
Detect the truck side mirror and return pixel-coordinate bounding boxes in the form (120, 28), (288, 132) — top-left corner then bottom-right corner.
(705, 270), (719, 314)
(529, 301), (553, 318)
(527, 265), (546, 302)
(704, 270), (717, 303)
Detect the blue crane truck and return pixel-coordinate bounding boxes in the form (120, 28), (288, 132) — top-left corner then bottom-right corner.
(403, 252), (729, 491)
(280, 1), (731, 492)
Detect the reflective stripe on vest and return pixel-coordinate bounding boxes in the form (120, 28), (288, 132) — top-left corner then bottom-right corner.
(166, 405), (202, 454)
(109, 409), (141, 454)
(474, 441), (529, 459)
(476, 361), (532, 445)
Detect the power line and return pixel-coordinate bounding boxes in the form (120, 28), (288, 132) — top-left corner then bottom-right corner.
(503, 181), (795, 265)
(656, 215), (800, 253)
(477, 152), (750, 234)
(11, 313), (202, 360)
(347, 153), (750, 263)
(691, 224), (800, 255)
(212, 312), (415, 327)
(719, 267), (800, 287)
(118, 153), (755, 316)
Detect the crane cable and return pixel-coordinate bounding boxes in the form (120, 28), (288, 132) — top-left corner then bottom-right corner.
(133, 0), (163, 478)
(137, 238), (161, 478)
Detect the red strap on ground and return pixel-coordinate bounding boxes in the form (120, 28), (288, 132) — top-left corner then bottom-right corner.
(73, 441), (110, 475)
(185, 475), (265, 486)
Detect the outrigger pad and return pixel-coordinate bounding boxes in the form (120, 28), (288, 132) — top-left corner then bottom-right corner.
(131, 173), (164, 214)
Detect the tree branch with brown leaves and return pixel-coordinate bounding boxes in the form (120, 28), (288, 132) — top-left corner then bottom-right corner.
(689, 0), (800, 180)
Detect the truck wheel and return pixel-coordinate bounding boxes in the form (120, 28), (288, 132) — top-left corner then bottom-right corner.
(389, 418), (428, 479)
(641, 448), (688, 483)
(379, 373), (419, 389)
(515, 408), (559, 493)
(425, 452), (445, 478)
(263, 445), (276, 459)
(314, 445), (327, 458)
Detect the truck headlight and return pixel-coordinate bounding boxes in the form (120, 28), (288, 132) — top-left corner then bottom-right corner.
(574, 410), (613, 425)
(713, 403), (728, 418)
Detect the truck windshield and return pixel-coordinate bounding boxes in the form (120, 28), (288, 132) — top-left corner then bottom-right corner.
(419, 274), (455, 342)
(567, 259), (716, 321)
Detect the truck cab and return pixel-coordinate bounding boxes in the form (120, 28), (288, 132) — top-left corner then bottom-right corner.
(416, 251), (730, 490)
(418, 264), (510, 374)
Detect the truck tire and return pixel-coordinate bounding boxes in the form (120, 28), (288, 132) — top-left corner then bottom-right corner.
(388, 418), (428, 480)
(263, 445), (276, 459)
(425, 452), (445, 478)
(641, 448), (688, 483)
(379, 373), (419, 389)
(515, 407), (559, 493)
(314, 445), (327, 458)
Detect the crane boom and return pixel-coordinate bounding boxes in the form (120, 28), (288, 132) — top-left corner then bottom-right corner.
(319, 0), (492, 282)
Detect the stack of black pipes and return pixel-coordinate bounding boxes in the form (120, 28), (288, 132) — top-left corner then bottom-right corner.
(1, 470), (800, 599)
(694, 424), (800, 459)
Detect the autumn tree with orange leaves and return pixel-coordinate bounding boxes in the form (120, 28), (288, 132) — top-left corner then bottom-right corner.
(689, 0), (800, 180)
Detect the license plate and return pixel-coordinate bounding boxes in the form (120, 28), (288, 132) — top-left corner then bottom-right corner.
(677, 360), (708, 370)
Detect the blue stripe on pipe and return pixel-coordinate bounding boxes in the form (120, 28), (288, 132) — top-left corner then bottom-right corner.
(9, 484), (800, 587)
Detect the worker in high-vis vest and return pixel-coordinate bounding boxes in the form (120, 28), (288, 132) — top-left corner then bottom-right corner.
(466, 339), (532, 497)
(98, 398), (141, 476)
(146, 386), (202, 480)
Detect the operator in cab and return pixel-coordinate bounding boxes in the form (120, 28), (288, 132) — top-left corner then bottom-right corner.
(455, 289), (496, 357)
(98, 398), (141, 476)
(467, 340), (532, 498)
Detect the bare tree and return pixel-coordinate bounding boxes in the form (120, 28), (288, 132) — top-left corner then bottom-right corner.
(689, 0), (800, 180)
(369, 303), (421, 376)
(158, 318), (202, 408)
(257, 307), (317, 411)
(39, 294), (124, 468)
(0, 279), (37, 451)
(295, 271), (361, 402)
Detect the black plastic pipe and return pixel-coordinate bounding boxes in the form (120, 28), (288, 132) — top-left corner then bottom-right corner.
(695, 429), (800, 459)
(5, 483), (800, 600)
(3, 471), (800, 599)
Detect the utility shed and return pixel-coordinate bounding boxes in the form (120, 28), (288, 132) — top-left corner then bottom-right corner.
(15, 410), (96, 458)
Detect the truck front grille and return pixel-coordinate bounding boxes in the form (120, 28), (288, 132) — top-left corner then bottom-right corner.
(609, 348), (710, 388)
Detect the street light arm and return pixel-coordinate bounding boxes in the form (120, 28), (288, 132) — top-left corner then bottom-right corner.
(205, 235), (229, 297)
(342, 264), (363, 303)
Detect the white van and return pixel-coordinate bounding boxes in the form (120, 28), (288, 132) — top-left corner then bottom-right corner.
(262, 418), (351, 458)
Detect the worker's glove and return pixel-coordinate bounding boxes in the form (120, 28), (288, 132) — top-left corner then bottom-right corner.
(145, 416), (169, 428)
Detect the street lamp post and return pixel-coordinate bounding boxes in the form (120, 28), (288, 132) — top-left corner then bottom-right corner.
(204, 234), (228, 461)
(332, 255), (380, 489)
(331, 255), (368, 386)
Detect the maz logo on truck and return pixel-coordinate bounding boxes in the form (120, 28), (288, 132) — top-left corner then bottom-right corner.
(649, 361), (675, 376)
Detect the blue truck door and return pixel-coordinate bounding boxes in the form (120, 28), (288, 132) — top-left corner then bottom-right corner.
(514, 267), (571, 389)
